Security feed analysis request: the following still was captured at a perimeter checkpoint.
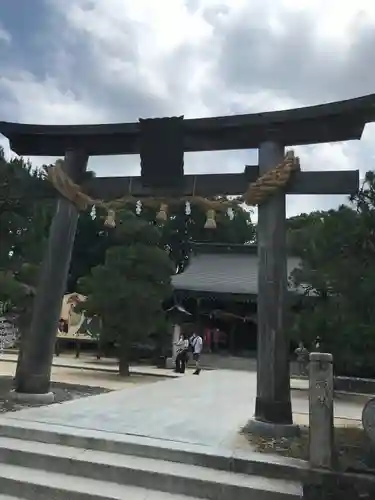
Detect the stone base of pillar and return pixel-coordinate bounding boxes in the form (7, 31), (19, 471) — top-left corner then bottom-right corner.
(165, 357), (175, 369)
(246, 417), (300, 438)
(9, 390), (55, 404)
(247, 418), (300, 438)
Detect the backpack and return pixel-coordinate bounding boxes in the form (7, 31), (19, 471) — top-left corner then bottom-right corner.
(190, 335), (203, 353)
(189, 336), (197, 352)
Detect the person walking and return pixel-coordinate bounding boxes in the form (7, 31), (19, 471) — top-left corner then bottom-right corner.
(190, 331), (203, 375)
(294, 341), (309, 376)
(314, 336), (322, 352)
(174, 333), (189, 373)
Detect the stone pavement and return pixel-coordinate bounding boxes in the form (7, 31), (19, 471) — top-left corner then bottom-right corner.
(0, 370), (367, 449)
(0, 353), (369, 428)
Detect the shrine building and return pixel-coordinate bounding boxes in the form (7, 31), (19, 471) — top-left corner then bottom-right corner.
(171, 243), (303, 356)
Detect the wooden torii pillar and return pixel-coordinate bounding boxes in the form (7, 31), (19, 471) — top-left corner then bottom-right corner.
(252, 141), (301, 435)
(0, 94), (373, 435)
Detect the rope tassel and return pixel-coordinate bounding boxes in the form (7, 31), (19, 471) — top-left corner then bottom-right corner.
(156, 203), (168, 222)
(104, 209), (116, 228)
(204, 209), (216, 229)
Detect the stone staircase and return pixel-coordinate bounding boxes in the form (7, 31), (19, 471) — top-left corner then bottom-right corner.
(0, 419), (304, 499)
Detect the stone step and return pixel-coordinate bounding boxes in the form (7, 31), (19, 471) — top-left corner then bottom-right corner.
(0, 463), (203, 500)
(0, 419), (307, 481)
(0, 496), (25, 500)
(0, 437), (302, 499)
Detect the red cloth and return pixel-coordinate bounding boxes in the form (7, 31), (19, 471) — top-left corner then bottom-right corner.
(213, 329), (220, 344)
(204, 328), (211, 345)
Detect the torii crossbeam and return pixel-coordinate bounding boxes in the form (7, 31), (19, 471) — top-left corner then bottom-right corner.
(1, 93), (373, 437)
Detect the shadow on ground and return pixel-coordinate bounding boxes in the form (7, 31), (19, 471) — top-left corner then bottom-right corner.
(0, 376), (110, 414)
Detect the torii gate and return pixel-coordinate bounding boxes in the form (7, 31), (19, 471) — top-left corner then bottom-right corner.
(1, 93), (373, 436)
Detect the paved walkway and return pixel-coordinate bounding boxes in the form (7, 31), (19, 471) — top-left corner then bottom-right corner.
(0, 370), (367, 454)
(0, 352), (310, 388)
(0, 352), (309, 390)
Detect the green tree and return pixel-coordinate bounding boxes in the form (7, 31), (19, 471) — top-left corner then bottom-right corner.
(0, 147), (52, 324)
(68, 210), (112, 292)
(78, 209), (175, 376)
(288, 172), (375, 376)
(68, 200), (255, 287)
(0, 147), (34, 269)
(160, 202), (254, 272)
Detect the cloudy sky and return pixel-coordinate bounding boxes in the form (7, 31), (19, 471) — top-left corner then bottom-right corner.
(1, 0), (375, 218)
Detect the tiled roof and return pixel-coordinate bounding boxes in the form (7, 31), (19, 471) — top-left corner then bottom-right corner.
(172, 253), (301, 295)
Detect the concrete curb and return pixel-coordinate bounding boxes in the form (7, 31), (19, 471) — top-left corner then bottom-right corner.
(0, 357), (179, 379)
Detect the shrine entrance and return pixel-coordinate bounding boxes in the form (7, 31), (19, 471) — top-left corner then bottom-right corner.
(1, 93), (374, 435)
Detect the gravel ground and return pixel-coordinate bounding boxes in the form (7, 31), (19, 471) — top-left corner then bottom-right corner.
(0, 376), (111, 414)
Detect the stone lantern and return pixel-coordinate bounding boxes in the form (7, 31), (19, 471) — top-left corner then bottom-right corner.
(165, 304), (192, 369)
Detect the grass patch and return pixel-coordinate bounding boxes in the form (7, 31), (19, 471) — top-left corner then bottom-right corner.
(241, 423), (375, 472)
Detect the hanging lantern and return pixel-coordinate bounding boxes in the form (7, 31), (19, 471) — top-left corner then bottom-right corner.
(204, 209), (216, 229)
(227, 207), (234, 220)
(185, 201), (191, 215)
(135, 200), (142, 215)
(156, 203), (168, 222)
(104, 209), (116, 228)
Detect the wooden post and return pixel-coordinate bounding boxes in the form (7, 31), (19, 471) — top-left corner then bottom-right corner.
(14, 149), (89, 399)
(248, 140), (297, 436)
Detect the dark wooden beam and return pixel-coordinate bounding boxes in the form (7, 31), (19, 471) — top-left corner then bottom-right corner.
(174, 289), (258, 303)
(1, 94), (375, 155)
(192, 242), (258, 255)
(3, 169), (359, 201)
(246, 167), (360, 195)
(84, 169), (360, 198)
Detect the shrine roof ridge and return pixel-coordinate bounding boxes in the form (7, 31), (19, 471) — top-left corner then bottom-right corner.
(192, 242), (257, 255)
(173, 243), (302, 298)
(191, 242), (298, 257)
(1, 94), (375, 156)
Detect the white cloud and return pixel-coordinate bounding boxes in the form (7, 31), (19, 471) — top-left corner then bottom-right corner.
(0, 73), (105, 124)
(0, 26), (11, 45)
(1, 0), (375, 217)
